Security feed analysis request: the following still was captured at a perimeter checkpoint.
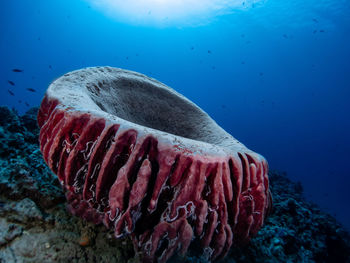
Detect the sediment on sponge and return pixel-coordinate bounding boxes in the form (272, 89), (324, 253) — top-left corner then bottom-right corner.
(37, 66), (272, 263)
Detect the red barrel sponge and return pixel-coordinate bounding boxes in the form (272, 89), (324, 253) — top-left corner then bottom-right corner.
(38, 66), (272, 262)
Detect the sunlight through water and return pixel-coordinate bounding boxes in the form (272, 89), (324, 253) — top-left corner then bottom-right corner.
(86, 0), (264, 26)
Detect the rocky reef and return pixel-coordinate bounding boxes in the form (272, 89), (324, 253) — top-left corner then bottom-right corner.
(0, 106), (349, 263)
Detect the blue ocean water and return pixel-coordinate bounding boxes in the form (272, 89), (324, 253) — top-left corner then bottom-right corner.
(0, 0), (349, 233)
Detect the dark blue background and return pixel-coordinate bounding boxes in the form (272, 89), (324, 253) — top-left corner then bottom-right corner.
(1, 0), (349, 230)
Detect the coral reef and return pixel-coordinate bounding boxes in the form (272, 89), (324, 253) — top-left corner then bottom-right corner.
(37, 67), (271, 262)
(0, 106), (349, 263)
(0, 106), (64, 209)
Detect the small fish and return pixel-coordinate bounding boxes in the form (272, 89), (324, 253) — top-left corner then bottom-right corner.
(25, 102), (29, 107)
(313, 29), (317, 34)
(18, 100), (22, 103)
(208, 50), (212, 54)
(49, 65), (52, 69)
(312, 18), (318, 23)
(12, 68), (23, 72)
(283, 34), (288, 38)
(241, 61), (245, 64)
(319, 29), (325, 33)
(8, 80), (15, 86)
(7, 89), (14, 96)
(26, 88), (36, 92)
(190, 46), (194, 50)
(259, 72), (264, 76)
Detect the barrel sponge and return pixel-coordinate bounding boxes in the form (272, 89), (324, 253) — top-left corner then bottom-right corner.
(37, 66), (272, 263)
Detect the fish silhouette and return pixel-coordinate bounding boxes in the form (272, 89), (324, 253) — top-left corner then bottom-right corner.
(8, 80), (15, 86)
(7, 89), (14, 96)
(12, 68), (23, 72)
(26, 88), (36, 92)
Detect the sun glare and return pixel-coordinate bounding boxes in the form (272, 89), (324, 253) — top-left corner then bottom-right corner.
(86, 0), (263, 26)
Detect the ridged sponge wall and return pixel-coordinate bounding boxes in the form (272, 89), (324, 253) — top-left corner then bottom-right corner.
(37, 66), (272, 263)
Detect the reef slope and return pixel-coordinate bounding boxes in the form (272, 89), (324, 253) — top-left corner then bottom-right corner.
(0, 106), (349, 263)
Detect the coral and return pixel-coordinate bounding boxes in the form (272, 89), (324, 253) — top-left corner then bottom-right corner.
(0, 107), (64, 209)
(37, 66), (271, 262)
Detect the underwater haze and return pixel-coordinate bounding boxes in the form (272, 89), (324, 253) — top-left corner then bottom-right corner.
(1, 0), (350, 236)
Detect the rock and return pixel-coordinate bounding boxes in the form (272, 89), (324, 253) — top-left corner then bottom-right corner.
(0, 219), (23, 246)
(0, 198), (43, 224)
